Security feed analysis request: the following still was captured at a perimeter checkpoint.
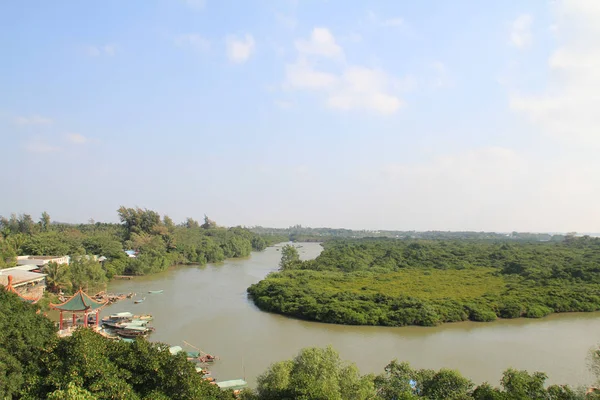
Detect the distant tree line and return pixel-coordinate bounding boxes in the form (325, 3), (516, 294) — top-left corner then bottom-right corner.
(0, 208), (286, 295)
(250, 225), (570, 242)
(248, 237), (600, 326)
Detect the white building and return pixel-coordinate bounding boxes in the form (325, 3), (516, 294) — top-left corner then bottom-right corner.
(16, 255), (70, 267)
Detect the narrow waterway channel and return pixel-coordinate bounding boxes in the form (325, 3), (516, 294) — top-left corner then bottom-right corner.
(103, 243), (599, 387)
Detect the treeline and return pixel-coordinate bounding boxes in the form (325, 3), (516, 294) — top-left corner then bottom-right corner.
(3, 289), (599, 399)
(0, 208), (286, 293)
(251, 224), (570, 242)
(240, 346), (598, 400)
(248, 237), (600, 327)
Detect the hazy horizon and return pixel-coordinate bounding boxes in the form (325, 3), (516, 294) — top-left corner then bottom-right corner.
(2, 1), (598, 232)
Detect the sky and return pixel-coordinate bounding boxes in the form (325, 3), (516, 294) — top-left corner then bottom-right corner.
(1, 0), (599, 232)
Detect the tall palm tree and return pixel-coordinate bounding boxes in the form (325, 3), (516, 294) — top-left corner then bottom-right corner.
(42, 262), (71, 293)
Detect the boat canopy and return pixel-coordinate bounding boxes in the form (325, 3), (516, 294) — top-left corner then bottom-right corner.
(111, 312), (133, 319)
(119, 325), (148, 331)
(216, 380), (248, 390)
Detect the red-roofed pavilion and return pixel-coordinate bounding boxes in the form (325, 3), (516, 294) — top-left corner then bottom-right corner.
(50, 288), (108, 330)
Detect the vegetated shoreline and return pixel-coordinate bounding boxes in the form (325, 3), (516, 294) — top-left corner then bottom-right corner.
(247, 237), (600, 327)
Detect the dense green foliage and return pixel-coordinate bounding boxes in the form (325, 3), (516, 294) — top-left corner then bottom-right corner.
(241, 347), (594, 400)
(248, 237), (600, 326)
(0, 290), (234, 399)
(0, 209), (280, 293)
(241, 346), (375, 400)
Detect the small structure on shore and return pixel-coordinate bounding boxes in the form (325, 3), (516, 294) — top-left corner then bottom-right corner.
(50, 288), (108, 331)
(2, 275), (43, 303)
(0, 270), (47, 302)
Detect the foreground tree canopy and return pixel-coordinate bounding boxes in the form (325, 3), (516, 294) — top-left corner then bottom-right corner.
(0, 208), (286, 294)
(240, 347), (595, 400)
(0, 289), (233, 399)
(248, 237), (600, 326)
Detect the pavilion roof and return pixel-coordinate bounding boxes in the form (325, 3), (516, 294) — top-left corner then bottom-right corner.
(2, 275), (41, 303)
(50, 289), (107, 312)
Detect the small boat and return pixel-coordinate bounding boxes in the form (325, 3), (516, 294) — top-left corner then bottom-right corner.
(216, 379), (248, 391)
(115, 326), (154, 338)
(115, 329), (147, 338)
(134, 297), (146, 304)
(103, 312), (134, 322)
(148, 290), (163, 294)
(133, 314), (153, 321)
(187, 351), (218, 363)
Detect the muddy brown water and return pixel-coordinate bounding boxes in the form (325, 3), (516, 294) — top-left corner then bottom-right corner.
(103, 242), (599, 387)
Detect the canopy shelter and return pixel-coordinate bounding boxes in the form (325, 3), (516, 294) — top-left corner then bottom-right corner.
(50, 288), (108, 330)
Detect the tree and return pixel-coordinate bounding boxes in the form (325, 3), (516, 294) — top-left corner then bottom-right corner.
(117, 206), (162, 239)
(43, 262), (72, 293)
(249, 347), (375, 400)
(0, 290), (57, 399)
(40, 211), (51, 232)
(421, 369), (473, 399)
(18, 213), (37, 235)
(69, 257), (107, 291)
(500, 369), (548, 399)
(279, 244), (300, 270)
(185, 217), (200, 229)
(163, 215), (175, 229)
(201, 215), (217, 229)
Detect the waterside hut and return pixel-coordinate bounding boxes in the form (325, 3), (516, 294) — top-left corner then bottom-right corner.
(50, 288), (108, 331)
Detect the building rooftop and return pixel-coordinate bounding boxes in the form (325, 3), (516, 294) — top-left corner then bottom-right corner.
(17, 255), (65, 260)
(0, 268), (47, 287)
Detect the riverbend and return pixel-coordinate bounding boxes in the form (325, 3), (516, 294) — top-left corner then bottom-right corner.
(103, 242), (599, 387)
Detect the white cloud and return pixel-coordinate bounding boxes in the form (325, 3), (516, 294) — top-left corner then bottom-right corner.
(285, 60), (337, 89)
(184, 0), (205, 10)
(24, 138), (61, 154)
(14, 115), (53, 126)
(510, 14), (533, 49)
(87, 44), (117, 57)
(510, 0), (600, 145)
(174, 34), (210, 52)
(325, 67), (403, 114)
(284, 28), (408, 115)
(295, 27), (343, 59)
(226, 34), (255, 63)
(67, 133), (89, 144)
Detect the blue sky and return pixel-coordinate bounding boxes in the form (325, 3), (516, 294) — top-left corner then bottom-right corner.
(1, 0), (598, 232)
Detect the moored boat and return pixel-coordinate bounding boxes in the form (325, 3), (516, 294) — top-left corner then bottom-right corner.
(148, 290), (163, 294)
(216, 379), (248, 391)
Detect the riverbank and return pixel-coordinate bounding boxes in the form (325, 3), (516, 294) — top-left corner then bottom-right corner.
(248, 238), (600, 327)
(101, 243), (598, 387)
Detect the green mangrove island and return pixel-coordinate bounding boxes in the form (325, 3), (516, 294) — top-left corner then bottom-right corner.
(248, 237), (600, 326)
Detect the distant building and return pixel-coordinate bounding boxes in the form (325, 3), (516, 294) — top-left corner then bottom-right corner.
(125, 250), (137, 258)
(0, 267), (47, 302)
(17, 255), (70, 267)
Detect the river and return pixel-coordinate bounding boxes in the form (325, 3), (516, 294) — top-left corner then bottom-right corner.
(103, 242), (599, 387)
